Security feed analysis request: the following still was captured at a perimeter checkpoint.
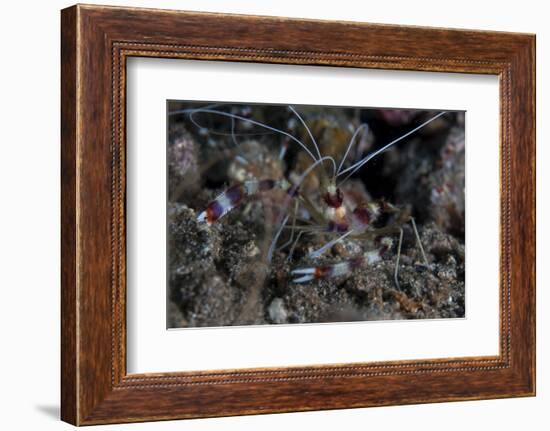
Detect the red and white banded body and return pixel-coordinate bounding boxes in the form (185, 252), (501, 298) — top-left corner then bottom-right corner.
(197, 179), (290, 225)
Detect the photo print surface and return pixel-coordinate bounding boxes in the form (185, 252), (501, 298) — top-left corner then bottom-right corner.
(167, 101), (465, 328)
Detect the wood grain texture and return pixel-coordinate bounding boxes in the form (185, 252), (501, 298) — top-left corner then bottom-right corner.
(60, 4), (536, 425)
(60, 6), (78, 425)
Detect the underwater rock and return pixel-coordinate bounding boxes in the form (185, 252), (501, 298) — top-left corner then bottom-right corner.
(393, 124), (465, 238)
(167, 125), (200, 202)
(168, 202), (465, 325)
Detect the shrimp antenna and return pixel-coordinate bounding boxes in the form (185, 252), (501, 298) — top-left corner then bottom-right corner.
(288, 106), (322, 161)
(230, 117), (239, 148)
(337, 123), (369, 175)
(337, 111), (447, 185)
(172, 107), (320, 163)
(177, 103), (275, 138)
(267, 214), (290, 262)
(296, 156), (337, 186)
(267, 155), (336, 261)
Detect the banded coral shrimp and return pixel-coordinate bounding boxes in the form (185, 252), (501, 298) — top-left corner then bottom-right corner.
(169, 103), (447, 293)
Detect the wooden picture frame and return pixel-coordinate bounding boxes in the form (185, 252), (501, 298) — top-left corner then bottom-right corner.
(61, 4), (535, 425)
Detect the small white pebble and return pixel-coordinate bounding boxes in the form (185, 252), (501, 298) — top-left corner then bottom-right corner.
(245, 243), (260, 257)
(268, 298), (288, 324)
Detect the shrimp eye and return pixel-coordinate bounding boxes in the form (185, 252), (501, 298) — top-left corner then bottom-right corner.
(324, 188), (343, 208)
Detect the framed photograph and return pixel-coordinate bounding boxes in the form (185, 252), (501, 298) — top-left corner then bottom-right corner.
(61, 4), (535, 425)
